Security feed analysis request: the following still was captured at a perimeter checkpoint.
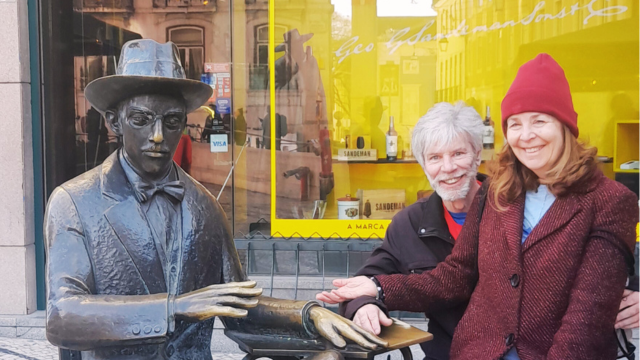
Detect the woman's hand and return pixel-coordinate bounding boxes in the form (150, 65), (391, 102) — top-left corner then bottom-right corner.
(616, 290), (639, 329)
(316, 276), (378, 304)
(353, 304), (393, 335)
(308, 306), (388, 349)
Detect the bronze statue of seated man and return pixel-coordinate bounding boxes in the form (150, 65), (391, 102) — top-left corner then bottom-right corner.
(44, 39), (385, 360)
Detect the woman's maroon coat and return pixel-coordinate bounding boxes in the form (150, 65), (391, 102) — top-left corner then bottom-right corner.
(377, 172), (637, 360)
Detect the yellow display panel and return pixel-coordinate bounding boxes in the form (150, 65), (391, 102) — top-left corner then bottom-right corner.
(269, 0), (639, 239)
(614, 120), (639, 173)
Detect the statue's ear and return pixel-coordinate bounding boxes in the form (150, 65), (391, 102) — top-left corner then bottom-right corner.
(105, 109), (122, 136)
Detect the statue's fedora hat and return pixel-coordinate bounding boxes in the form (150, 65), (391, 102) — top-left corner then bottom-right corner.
(85, 39), (213, 114)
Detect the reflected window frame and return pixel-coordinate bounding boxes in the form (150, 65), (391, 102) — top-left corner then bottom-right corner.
(167, 25), (205, 80)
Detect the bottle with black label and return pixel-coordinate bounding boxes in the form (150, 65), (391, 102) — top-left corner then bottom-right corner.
(386, 116), (398, 161)
(483, 106), (494, 150)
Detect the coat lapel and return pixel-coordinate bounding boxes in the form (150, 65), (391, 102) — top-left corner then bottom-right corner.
(497, 194), (525, 264)
(522, 193), (580, 253)
(101, 152), (167, 294)
(166, 168), (204, 295)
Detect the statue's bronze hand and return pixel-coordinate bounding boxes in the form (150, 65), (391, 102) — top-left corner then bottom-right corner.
(175, 281), (263, 322)
(308, 306), (388, 350)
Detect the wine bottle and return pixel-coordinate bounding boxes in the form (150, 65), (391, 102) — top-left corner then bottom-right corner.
(483, 106), (494, 150)
(386, 116), (398, 161)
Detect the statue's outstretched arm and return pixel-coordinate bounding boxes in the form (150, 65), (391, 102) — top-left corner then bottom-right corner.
(217, 216), (386, 350)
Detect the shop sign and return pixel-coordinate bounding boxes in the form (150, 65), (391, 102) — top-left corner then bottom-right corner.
(215, 97), (231, 115)
(216, 73), (231, 98)
(334, 0), (629, 63)
(210, 134), (229, 153)
(201, 73), (217, 103)
(204, 63), (230, 73)
(345, 223), (386, 231)
(337, 149), (377, 161)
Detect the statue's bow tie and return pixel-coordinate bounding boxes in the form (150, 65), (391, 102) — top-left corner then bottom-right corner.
(135, 180), (185, 203)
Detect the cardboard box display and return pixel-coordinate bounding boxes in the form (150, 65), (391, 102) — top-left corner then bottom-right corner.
(357, 189), (406, 219)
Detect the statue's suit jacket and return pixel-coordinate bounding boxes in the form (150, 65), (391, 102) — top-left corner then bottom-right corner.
(45, 152), (309, 359)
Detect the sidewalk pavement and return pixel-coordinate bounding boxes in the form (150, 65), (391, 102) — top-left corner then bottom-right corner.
(0, 337), (425, 360)
(0, 338), (245, 360)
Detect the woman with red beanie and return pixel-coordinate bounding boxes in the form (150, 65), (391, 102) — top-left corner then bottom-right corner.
(317, 53), (638, 359)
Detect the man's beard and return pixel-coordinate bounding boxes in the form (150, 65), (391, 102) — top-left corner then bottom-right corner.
(427, 163), (478, 202)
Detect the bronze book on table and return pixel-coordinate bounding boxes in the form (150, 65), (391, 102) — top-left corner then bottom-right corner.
(380, 318), (433, 350)
(225, 317), (432, 356)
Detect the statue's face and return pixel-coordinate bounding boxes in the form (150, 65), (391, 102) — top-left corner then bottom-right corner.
(108, 94), (186, 179)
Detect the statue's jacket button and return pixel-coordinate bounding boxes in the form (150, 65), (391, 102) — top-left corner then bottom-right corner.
(132, 326), (141, 335)
(143, 326), (152, 334)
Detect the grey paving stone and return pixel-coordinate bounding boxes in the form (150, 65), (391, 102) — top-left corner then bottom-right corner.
(16, 316), (45, 328)
(16, 327), (46, 339)
(0, 319), (16, 327)
(0, 328), (16, 339)
(211, 354), (244, 360)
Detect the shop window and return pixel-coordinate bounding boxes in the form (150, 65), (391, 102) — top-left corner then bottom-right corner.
(168, 26), (205, 80)
(264, 0), (639, 240)
(250, 24), (288, 90)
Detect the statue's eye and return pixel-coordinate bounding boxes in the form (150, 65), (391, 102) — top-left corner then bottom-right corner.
(164, 116), (182, 129)
(130, 114), (151, 126)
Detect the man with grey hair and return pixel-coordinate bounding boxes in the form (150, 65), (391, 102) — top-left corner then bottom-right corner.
(336, 101), (485, 360)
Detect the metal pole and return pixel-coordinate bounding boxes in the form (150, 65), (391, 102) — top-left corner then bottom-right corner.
(346, 243), (351, 277)
(246, 241), (252, 274)
(270, 242), (276, 297)
(321, 243), (326, 308)
(294, 243), (300, 300)
(217, 142), (247, 201)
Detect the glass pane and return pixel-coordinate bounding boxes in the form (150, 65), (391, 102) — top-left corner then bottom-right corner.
(257, 26), (269, 43)
(47, 1), (233, 228)
(268, 0), (639, 239)
(178, 48), (187, 68)
(257, 44), (269, 65)
(187, 47), (204, 80)
(169, 27), (203, 46)
(231, 0), (272, 239)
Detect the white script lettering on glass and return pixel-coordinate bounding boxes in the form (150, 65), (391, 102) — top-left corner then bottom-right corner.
(334, 0), (628, 63)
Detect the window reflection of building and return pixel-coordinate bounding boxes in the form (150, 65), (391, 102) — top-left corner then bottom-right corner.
(72, 0), (226, 173)
(433, 0), (639, 154)
(168, 26), (205, 80)
(250, 24), (288, 90)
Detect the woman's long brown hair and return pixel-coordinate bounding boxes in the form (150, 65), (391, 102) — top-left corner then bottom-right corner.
(488, 125), (598, 210)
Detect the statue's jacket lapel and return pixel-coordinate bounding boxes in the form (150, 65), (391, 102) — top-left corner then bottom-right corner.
(99, 153), (167, 294)
(94, 152), (223, 297)
(172, 168), (224, 295)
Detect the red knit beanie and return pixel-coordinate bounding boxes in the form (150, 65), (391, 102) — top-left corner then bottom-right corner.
(501, 53), (578, 137)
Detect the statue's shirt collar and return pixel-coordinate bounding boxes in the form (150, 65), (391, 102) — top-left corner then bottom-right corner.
(118, 150), (179, 203)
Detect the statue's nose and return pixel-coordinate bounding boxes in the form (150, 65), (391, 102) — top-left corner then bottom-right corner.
(152, 118), (163, 143)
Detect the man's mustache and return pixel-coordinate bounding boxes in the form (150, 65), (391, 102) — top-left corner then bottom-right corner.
(142, 146), (170, 153)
